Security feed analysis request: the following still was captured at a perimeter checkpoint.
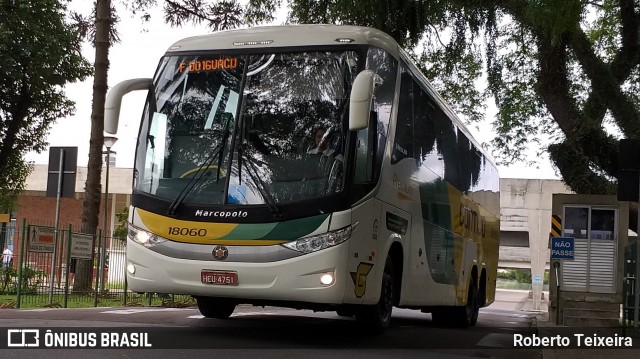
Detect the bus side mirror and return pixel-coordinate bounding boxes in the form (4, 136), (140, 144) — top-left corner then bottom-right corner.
(104, 78), (153, 134)
(349, 70), (380, 131)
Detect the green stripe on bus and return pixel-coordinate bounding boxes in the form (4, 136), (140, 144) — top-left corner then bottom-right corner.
(219, 222), (279, 240)
(261, 214), (329, 240)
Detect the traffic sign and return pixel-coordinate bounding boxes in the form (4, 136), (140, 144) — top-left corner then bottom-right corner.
(28, 226), (55, 253)
(533, 275), (543, 285)
(70, 233), (93, 259)
(551, 237), (575, 260)
(46, 147), (77, 198)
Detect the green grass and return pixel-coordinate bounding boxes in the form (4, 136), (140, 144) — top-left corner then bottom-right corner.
(0, 293), (196, 309)
(105, 281), (127, 290)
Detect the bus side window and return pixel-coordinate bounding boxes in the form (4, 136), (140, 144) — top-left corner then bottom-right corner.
(354, 112), (377, 183)
(391, 68), (414, 165)
(413, 88), (438, 170)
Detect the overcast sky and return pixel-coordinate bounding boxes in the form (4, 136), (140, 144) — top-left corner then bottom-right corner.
(24, 1), (560, 180)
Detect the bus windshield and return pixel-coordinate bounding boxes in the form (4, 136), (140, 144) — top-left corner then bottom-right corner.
(135, 50), (360, 206)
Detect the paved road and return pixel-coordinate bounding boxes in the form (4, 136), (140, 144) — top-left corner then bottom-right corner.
(0, 289), (541, 358)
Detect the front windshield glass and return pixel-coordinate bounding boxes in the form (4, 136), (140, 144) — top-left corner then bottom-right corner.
(134, 55), (243, 204)
(135, 50), (359, 206)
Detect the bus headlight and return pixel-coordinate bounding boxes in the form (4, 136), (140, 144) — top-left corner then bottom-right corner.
(282, 223), (356, 254)
(128, 225), (166, 248)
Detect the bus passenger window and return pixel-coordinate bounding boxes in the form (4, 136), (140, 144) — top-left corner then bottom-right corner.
(391, 69), (414, 165)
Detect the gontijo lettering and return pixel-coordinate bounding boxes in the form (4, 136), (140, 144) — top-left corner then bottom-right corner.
(179, 58), (238, 72)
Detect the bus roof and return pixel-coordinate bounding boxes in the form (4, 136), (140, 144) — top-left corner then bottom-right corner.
(165, 24), (400, 57)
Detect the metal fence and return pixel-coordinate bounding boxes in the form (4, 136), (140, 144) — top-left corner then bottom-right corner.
(624, 241), (639, 334)
(0, 219), (194, 309)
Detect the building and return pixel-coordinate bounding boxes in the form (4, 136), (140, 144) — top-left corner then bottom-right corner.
(3, 164), (132, 249)
(499, 178), (574, 271)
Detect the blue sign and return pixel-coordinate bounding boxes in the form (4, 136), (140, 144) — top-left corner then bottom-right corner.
(551, 237), (575, 260)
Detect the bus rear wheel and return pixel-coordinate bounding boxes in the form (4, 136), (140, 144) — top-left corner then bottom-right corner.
(355, 256), (395, 333)
(454, 279), (479, 328)
(195, 297), (236, 319)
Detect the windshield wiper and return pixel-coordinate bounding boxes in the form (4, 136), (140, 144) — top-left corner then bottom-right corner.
(166, 118), (232, 216)
(240, 152), (282, 219)
(166, 143), (224, 216)
(215, 114), (232, 183)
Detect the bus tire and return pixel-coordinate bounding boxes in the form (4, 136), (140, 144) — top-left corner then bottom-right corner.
(454, 279), (479, 328)
(355, 256), (395, 333)
(470, 283), (481, 326)
(196, 297), (236, 319)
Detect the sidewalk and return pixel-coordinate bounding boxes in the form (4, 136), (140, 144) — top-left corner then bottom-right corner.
(519, 291), (549, 314)
(523, 296), (640, 359)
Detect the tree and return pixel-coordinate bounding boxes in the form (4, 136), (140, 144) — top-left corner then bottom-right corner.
(74, 0), (124, 292)
(113, 206), (129, 240)
(279, 0), (640, 195)
(72, 0), (274, 291)
(0, 0), (91, 211)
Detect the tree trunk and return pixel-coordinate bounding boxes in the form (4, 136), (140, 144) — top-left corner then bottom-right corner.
(74, 0), (111, 293)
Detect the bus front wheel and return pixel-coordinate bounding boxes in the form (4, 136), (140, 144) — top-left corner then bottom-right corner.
(195, 297), (236, 319)
(355, 256), (395, 333)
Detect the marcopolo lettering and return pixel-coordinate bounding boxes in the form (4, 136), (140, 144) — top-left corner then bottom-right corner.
(195, 210), (248, 218)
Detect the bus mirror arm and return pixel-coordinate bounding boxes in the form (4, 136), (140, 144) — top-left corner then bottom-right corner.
(349, 70), (379, 131)
(104, 78), (153, 134)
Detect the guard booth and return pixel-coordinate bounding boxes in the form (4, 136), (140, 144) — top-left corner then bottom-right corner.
(548, 194), (629, 326)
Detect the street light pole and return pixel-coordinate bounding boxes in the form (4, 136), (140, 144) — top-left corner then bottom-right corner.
(100, 136), (117, 293)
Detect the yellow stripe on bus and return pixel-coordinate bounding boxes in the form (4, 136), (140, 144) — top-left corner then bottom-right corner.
(136, 208), (237, 240)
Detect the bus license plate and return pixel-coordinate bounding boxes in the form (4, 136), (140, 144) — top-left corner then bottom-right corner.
(201, 271), (238, 286)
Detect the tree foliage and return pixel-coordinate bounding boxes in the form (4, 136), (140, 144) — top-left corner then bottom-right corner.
(113, 206), (128, 240)
(0, 0), (92, 210)
(278, 0), (639, 195)
(162, 0), (279, 29)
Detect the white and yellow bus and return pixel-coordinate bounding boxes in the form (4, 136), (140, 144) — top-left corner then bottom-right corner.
(105, 25), (500, 331)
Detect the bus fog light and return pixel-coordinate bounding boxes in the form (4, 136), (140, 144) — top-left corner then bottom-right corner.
(320, 272), (334, 286)
(127, 263), (136, 275)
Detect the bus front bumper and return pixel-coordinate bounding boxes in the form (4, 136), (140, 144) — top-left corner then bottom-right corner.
(125, 240), (349, 305)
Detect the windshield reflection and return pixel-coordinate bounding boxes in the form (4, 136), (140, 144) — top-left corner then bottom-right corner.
(135, 50), (359, 207)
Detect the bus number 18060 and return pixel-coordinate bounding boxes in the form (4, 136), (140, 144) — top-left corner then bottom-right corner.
(168, 227), (207, 236)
